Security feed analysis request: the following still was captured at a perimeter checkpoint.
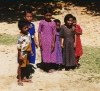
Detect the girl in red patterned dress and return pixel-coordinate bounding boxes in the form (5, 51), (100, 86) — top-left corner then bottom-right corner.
(73, 16), (83, 67)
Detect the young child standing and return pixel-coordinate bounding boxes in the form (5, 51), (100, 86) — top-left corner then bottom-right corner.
(73, 16), (83, 67)
(54, 19), (63, 70)
(38, 7), (56, 72)
(17, 20), (32, 86)
(24, 10), (37, 64)
(60, 14), (76, 70)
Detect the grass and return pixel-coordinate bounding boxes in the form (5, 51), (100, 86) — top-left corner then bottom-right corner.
(0, 34), (100, 82)
(0, 34), (17, 45)
(0, 34), (100, 74)
(80, 46), (100, 74)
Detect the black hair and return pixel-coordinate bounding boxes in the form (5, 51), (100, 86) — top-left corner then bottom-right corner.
(18, 20), (29, 30)
(73, 16), (76, 20)
(23, 9), (33, 16)
(43, 5), (53, 15)
(64, 14), (74, 23)
(54, 19), (61, 24)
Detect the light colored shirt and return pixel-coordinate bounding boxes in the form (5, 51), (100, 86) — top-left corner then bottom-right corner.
(17, 33), (31, 52)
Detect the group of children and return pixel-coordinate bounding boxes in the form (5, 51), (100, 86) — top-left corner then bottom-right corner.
(17, 7), (83, 86)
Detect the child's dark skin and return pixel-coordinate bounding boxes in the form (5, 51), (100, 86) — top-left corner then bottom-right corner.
(73, 19), (82, 35)
(56, 22), (61, 32)
(44, 13), (52, 22)
(65, 17), (73, 28)
(24, 12), (38, 48)
(24, 13), (33, 22)
(18, 25), (33, 85)
(18, 25), (29, 86)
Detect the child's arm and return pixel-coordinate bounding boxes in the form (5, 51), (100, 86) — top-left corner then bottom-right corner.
(60, 26), (64, 48)
(29, 34), (34, 55)
(38, 21), (42, 49)
(51, 22), (56, 52)
(61, 38), (64, 48)
(34, 33), (38, 48)
(74, 34), (76, 48)
(18, 49), (23, 60)
(17, 49), (23, 86)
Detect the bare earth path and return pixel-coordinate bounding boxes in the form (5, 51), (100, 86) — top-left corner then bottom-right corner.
(0, 6), (100, 91)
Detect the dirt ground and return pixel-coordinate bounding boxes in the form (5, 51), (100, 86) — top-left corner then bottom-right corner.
(0, 6), (100, 91)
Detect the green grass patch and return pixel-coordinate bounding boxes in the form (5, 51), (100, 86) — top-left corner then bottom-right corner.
(0, 34), (17, 45)
(0, 34), (100, 75)
(80, 46), (100, 74)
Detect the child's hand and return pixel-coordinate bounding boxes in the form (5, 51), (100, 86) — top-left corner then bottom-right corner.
(18, 56), (24, 65)
(31, 51), (34, 56)
(19, 56), (24, 60)
(61, 44), (64, 48)
(74, 42), (76, 48)
(35, 42), (39, 48)
(39, 42), (43, 50)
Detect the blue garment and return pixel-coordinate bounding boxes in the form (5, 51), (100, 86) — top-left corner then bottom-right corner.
(28, 23), (36, 64)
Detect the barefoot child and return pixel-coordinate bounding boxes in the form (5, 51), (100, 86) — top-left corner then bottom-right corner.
(24, 10), (38, 64)
(38, 7), (56, 72)
(17, 20), (32, 86)
(73, 16), (83, 67)
(60, 14), (76, 70)
(54, 19), (63, 70)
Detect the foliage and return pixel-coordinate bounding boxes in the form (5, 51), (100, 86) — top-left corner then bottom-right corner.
(0, 0), (99, 23)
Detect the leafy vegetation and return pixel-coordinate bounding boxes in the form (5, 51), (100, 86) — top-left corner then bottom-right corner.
(0, 0), (99, 23)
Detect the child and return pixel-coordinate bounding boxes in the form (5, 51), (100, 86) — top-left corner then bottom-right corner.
(38, 7), (56, 72)
(54, 19), (63, 70)
(73, 16), (83, 67)
(60, 14), (76, 70)
(24, 10), (38, 64)
(17, 20), (32, 86)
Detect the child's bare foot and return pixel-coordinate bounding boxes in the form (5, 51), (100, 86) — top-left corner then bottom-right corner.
(18, 80), (23, 86)
(22, 78), (33, 83)
(48, 69), (55, 73)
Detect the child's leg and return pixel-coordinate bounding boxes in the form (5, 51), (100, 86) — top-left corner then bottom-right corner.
(76, 56), (80, 68)
(17, 65), (23, 86)
(22, 77), (33, 83)
(58, 64), (63, 70)
(76, 56), (80, 64)
(22, 55), (33, 82)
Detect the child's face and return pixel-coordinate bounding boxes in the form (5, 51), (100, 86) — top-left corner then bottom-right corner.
(66, 18), (73, 26)
(21, 25), (29, 35)
(44, 13), (52, 21)
(24, 13), (33, 22)
(73, 20), (77, 26)
(56, 22), (61, 29)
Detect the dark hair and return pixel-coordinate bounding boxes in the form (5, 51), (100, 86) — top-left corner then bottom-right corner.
(23, 9), (33, 16)
(43, 5), (53, 15)
(18, 20), (29, 30)
(64, 14), (74, 23)
(73, 16), (76, 20)
(54, 19), (61, 24)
